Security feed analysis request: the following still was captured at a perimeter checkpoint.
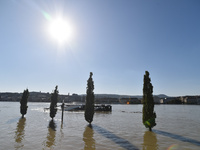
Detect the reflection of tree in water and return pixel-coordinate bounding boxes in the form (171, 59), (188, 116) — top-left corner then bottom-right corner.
(143, 131), (158, 150)
(83, 125), (95, 150)
(15, 117), (26, 149)
(45, 120), (57, 148)
(59, 123), (64, 143)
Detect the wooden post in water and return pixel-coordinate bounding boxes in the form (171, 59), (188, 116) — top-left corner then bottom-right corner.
(61, 100), (65, 123)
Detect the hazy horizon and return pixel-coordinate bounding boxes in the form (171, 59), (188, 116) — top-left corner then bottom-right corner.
(0, 90), (196, 98)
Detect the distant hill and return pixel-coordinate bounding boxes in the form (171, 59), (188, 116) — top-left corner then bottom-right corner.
(155, 94), (169, 98)
(0, 91), (169, 102)
(81, 94), (169, 99)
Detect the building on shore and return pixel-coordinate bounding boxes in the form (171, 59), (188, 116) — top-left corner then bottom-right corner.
(95, 98), (119, 104)
(180, 96), (200, 104)
(119, 98), (141, 104)
(160, 97), (180, 104)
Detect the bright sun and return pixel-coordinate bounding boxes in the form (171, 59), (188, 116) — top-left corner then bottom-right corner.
(48, 17), (73, 44)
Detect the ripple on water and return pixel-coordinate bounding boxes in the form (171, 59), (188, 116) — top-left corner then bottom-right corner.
(0, 103), (200, 150)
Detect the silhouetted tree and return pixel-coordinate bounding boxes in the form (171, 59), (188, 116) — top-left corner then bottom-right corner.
(142, 71), (156, 131)
(20, 89), (29, 118)
(50, 86), (59, 119)
(85, 72), (95, 124)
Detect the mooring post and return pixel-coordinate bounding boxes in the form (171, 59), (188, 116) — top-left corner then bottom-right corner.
(61, 100), (64, 122)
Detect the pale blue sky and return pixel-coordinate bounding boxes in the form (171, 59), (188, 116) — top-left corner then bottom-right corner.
(0, 0), (200, 96)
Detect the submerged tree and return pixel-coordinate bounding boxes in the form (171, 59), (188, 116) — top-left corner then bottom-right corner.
(85, 72), (95, 124)
(142, 71), (156, 131)
(20, 89), (29, 118)
(50, 86), (59, 119)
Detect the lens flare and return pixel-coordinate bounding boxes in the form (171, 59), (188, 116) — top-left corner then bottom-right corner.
(41, 11), (52, 21)
(167, 144), (179, 150)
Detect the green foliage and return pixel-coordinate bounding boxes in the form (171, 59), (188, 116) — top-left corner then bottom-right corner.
(20, 89), (29, 117)
(142, 71), (156, 131)
(85, 72), (95, 124)
(50, 86), (59, 119)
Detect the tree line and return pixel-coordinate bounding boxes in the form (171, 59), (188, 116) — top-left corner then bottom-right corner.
(19, 71), (156, 131)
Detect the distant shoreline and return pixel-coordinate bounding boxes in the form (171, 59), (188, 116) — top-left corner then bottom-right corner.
(0, 92), (200, 105)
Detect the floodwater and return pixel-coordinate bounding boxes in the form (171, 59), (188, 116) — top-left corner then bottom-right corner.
(0, 102), (200, 150)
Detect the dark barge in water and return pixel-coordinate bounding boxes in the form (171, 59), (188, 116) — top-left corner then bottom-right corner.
(64, 104), (112, 111)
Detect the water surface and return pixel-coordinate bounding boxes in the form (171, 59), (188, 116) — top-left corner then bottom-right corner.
(0, 102), (200, 149)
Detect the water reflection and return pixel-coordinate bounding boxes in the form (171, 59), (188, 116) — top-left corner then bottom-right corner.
(143, 131), (158, 150)
(14, 117), (26, 150)
(83, 125), (96, 150)
(58, 122), (64, 144)
(45, 120), (57, 149)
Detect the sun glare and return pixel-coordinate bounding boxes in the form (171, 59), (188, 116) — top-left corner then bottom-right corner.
(48, 17), (73, 44)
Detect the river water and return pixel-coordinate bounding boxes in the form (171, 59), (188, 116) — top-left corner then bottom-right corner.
(0, 102), (200, 150)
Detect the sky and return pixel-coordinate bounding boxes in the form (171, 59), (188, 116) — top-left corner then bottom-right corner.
(0, 0), (200, 96)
